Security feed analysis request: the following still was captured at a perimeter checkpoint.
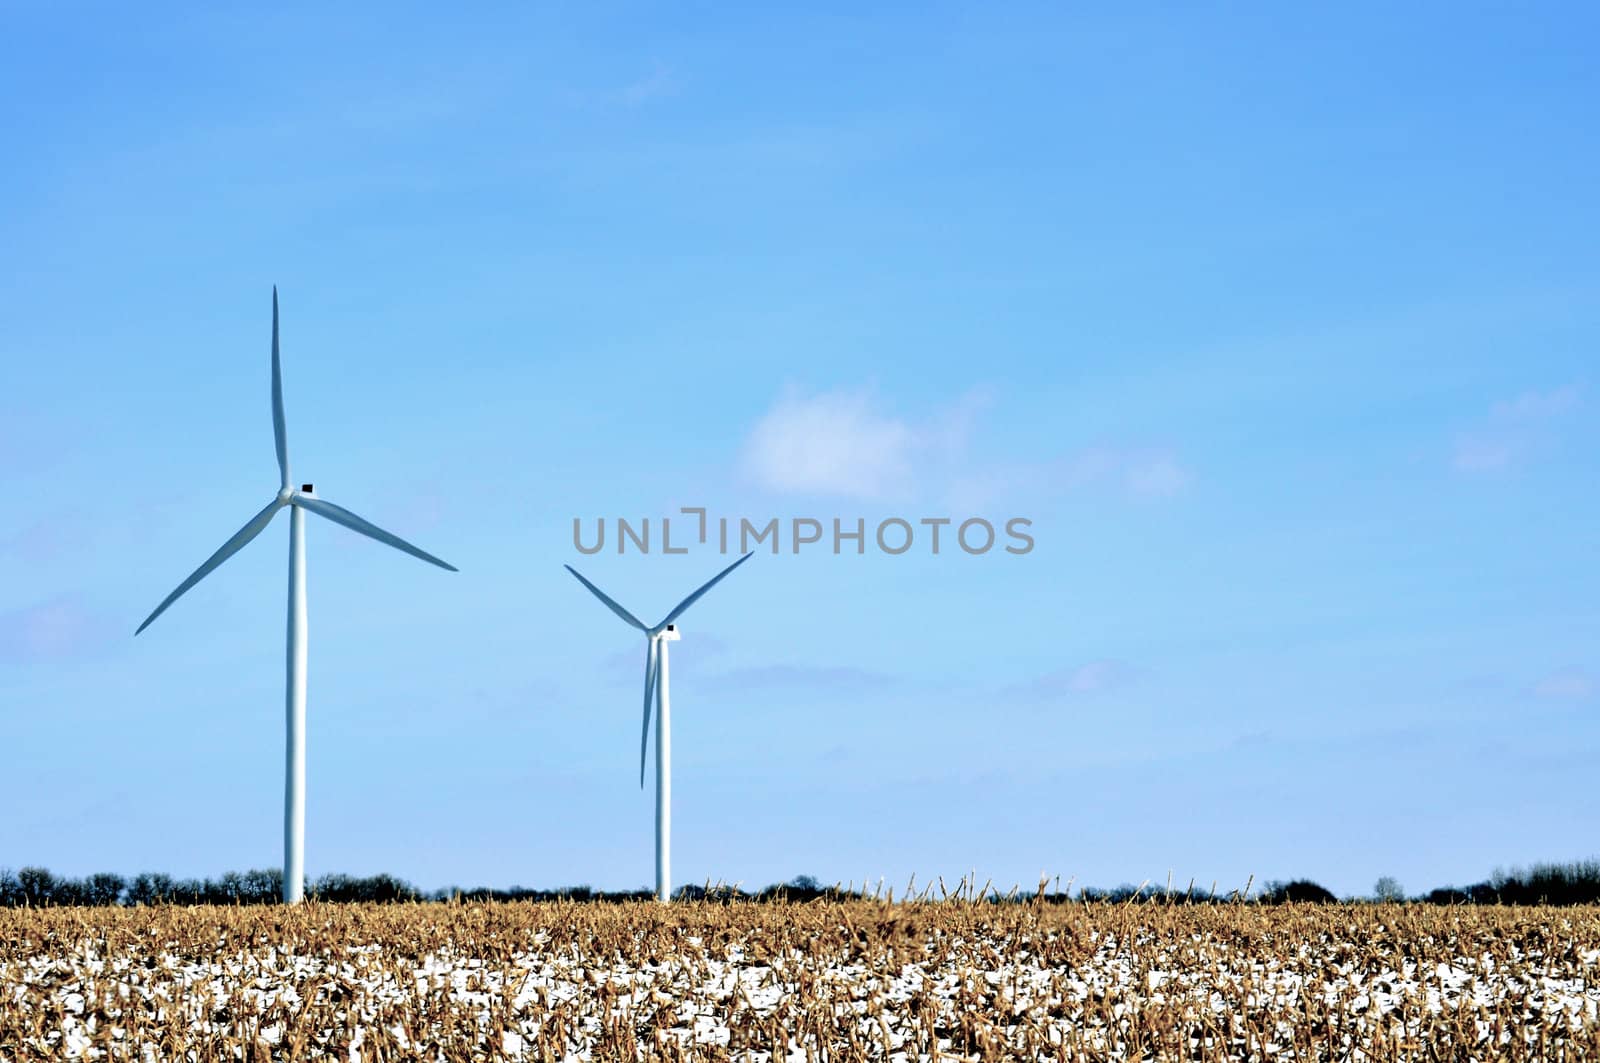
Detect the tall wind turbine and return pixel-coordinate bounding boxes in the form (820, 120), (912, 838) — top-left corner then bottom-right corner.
(565, 552), (753, 901)
(136, 288), (457, 904)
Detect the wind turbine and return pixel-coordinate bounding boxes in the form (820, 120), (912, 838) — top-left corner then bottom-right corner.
(565, 552), (753, 902)
(136, 287), (457, 904)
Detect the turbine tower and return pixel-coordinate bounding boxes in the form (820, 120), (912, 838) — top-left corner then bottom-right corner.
(136, 288), (457, 903)
(565, 552), (753, 901)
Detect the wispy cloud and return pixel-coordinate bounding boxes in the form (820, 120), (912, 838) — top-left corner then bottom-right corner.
(741, 385), (1187, 508)
(0, 595), (109, 664)
(1492, 386), (1582, 420)
(947, 446), (1192, 510)
(1532, 669), (1593, 700)
(1, 513), (86, 563)
(616, 65), (679, 107)
(1056, 447), (1192, 501)
(1451, 437), (1517, 474)
(1453, 384), (1583, 475)
(1010, 659), (1143, 699)
(596, 645), (895, 696)
(561, 64), (682, 111)
(706, 664), (896, 693)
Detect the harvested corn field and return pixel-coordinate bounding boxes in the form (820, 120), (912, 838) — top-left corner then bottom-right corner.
(3, 900), (1599, 1060)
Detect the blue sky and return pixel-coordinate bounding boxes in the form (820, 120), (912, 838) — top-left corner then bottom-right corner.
(3, 3), (1596, 899)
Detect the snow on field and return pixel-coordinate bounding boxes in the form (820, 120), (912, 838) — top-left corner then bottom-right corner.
(3, 902), (1598, 1059)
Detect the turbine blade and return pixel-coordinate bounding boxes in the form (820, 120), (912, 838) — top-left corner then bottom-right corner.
(136, 498), (283, 634)
(657, 551), (754, 629)
(271, 287), (289, 491)
(563, 565), (647, 631)
(296, 496), (457, 571)
(639, 639), (658, 789)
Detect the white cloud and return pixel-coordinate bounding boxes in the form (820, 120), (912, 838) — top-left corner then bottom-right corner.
(742, 384), (1189, 510)
(1454, 384), (1583, 475)
(1533, 670), (1593, 700)
(741, 386), (956, 501)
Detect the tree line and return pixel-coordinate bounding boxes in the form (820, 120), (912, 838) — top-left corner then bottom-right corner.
(2, 861), (1598, 908)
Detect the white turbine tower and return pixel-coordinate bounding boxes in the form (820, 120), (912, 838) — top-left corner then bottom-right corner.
(565, 552), (753, 902)
(136, 287), (457, 904)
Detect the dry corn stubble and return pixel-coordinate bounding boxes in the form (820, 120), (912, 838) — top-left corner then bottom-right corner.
(2, 900), (1598, 1060)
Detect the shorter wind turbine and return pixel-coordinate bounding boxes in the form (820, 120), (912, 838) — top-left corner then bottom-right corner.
(565, 552), (753, 901)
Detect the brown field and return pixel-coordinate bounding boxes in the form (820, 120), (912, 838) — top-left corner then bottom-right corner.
(3, 900), (1598, 1060)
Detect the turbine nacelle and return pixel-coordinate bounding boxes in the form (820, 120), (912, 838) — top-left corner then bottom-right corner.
(564, 552), (753, 788)
(276, 484), (317, 506)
